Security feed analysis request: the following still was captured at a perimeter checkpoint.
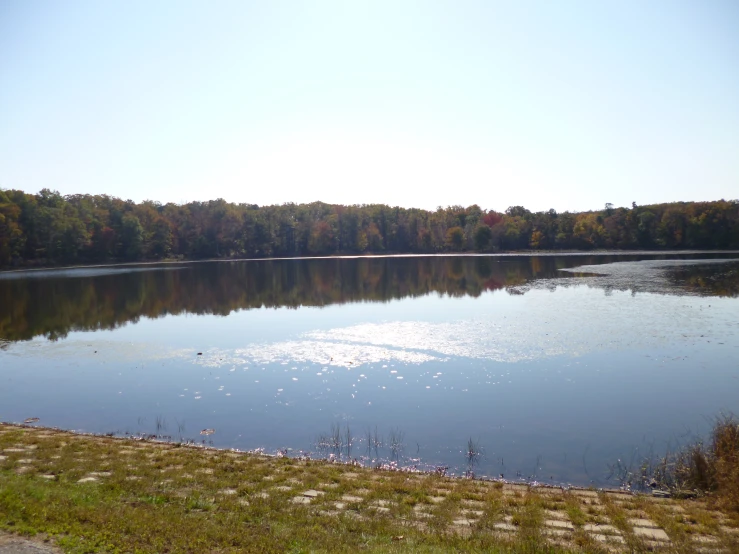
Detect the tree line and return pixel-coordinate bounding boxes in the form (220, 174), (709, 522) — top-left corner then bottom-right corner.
(0, 189), (737, 267)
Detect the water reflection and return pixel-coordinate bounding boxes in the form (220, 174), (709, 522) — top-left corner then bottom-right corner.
(1, 254), (738, 485)
(668, 261), (739, 296)
(2, 254), (737, 343)
(515, 258), (739, 297)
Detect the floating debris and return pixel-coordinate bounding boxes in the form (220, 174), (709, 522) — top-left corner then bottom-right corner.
(23, 417), (40, 424)
(200, 428), (215, 436)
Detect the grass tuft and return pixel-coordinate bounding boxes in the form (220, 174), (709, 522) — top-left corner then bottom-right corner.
(609, 413), (739, 511)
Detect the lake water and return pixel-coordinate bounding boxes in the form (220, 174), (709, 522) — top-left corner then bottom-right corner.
(1, 253), (738, 486)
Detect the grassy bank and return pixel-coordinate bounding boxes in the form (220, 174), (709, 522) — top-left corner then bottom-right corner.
(611, 415), (739, 514)
(1, 424), (738, 553)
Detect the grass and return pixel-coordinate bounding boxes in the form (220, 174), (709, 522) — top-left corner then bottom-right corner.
(1, 424), (738, 553)
(609, 413), (739, 513)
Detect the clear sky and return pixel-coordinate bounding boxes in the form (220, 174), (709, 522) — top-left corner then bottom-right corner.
(1, 1), (737, 213)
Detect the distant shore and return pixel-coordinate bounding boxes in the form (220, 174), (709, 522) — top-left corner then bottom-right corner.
(3, 249), (739, 275)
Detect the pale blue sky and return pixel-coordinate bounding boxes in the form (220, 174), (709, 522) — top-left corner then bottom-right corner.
(1, 0), (737, 212)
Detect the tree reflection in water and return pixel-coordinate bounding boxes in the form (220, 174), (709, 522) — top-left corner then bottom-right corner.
(1, 254), (737, 342)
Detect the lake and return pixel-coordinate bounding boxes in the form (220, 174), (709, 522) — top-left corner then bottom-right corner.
(1, 253), (738, 487)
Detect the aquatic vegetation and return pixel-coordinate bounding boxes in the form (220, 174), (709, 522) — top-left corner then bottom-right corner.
(609, 414), (739, 511)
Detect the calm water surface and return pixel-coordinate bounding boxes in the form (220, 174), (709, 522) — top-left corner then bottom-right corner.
(1, 254), (738, 486)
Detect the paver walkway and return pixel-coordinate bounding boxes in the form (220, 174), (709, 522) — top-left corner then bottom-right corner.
(1, 424), (738, 553)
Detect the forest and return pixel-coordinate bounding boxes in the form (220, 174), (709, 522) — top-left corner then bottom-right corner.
(0, 189), (738, 267)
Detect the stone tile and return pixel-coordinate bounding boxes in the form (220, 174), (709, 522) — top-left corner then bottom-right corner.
(544, 528), (572, 537)
(38, 474), (56, 480)
(591, 533), (626, 544)
(461, 509), (484, 517)
(643, 539), (671, 550)
(584, 504), (607, 512)
(318, 509), (340, 517)
(461, 499), (485, 508)
(544, 509), (569, 520)
(77, 476), (99, 483)
(372, 499), (391, 507)
(274, 486), (292, 492)
(291, 496), (312, 504)
(218, 488), (237, 495)
(452, 518), (475, 526)
(583, 523), (619, 534)
(302, 489), (324, 498)
(334, 502), (346, 510)
(628, 518), (659, 528)
(548, 538), (578, 550)
(545, 519), (574, 530)
(451, 524), (472, 536)
(692, 535), (720, 544)
(633, 526), (670, 541)
(428, 496), (445, 504)
(494, 522), (517, 532)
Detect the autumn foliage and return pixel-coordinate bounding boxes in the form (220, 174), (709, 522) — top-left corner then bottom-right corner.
(0, 188), (738, 267)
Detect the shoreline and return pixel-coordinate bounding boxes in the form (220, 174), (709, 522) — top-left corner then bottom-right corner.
(0, 421), (686, 497)
(2, 249), (739, 275)
(2, 421), (737, 553)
